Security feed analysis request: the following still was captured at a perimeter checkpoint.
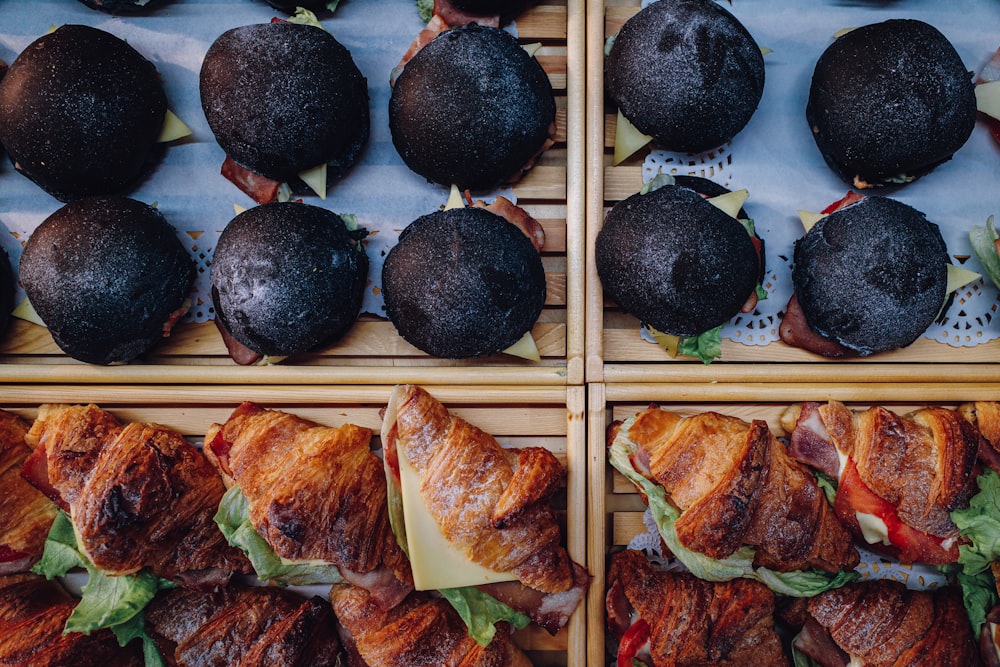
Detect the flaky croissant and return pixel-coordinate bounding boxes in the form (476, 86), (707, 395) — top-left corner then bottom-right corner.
(610, 406), (858, 573)
(782, 401), (982, 564)
(793, 579), (979, 667)
(381, 384), (589, 634)
(144, 583), (342, 667)
(606, 549), (789, 667)
(0, 573), (142, 666)
(331, 584), (531, 667)
(204, 402), (413, 608)
(22, 404), (247, 586)
(0, 410), (56, 575)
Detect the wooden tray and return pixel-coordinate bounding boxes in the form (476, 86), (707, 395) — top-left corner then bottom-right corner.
(584, 0), (1000, 385)
(0, 0), (586, 387)
(586, 382), (1000, 666)
(1, 382), (588, 667)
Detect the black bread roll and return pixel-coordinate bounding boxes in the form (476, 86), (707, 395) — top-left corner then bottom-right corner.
(792, 196), (949, 356)
(210, 202), (369, 359)
(447, 0), (536, 19)
(76, 0), (166, 12)
(389, 23), (556, 191)
(262, 1), (337, 12)
(200, 21), (369, 186)
(0, 250), (13, 340)
(381, 206), (546, 358)
(0, 25), (167, 202)
(605, 0), (765, 154)
(807, 19), (976, 189)
(595, 176), (760, 337)
(18, 197), (195, 365)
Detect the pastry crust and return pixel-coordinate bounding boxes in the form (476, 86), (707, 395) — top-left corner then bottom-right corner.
(0, 411), (56, 574)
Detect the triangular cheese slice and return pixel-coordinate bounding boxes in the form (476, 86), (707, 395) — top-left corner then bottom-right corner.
(445, 184), (465, 210)
(396, 435), (517, 590)
(614, 111), (652, 165)
(522, 42), (542, 58)
(707, 189), (748, 219)
(798, 210), (824, 233)
(157, 110), (192, 143)
(299, 163), (327, 199)
(503, 331), (540, 361)
(947, 264), (981, 293)
(646, 325), (679, 358)
(976, 80), (1000, 121)
(12, 298), (45, 327)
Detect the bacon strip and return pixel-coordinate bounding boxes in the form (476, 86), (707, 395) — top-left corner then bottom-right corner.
(471, 195), (546, 252)
(221, 156), (281, 205)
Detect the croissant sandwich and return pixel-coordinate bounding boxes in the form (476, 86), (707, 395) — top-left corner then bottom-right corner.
(331, 584), (532, 667)
(204, 402), (413, 609)
(605, 548), (789, 667)
(0, 410), (56, 575)
(782, 401), (986, 565)
(608, 406), (858, 597)
(0, 573), (142, 666)
(790, 579), (979, 667)
(19, 404), (249, 660)
(380, 384), (589, 641)
(144, 582), (343, 666)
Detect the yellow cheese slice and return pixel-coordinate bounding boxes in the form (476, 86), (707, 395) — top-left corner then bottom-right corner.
(12, 298), (45, 327)
(157, 110), (192, 143)
(646, 325), (680, 357)
(521, 42), (542, 58)
(706, 189), (748, 219)
(760, 46), (772, 56)
(798, 210), (824, 233)
(445, 183), (465, 210)
(299, 163), (327, 200)
(614, 111), (652, 165)
(976, 80), (1000, 121)
(947, 264), (981, 293)
(233, 203), (247, 216)
(396, 438), (518, 590)
(503, 330), (540, 361)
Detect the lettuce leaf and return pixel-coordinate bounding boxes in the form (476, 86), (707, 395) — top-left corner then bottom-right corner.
(608, 427), (857, 597)
(438, 586), (531, 647)
(31, 510), (171, 663)
(970, 215), (1000, 290)
(416, 0), (434, 22)
(215, 485), (346, 586)
(944, 469), (1000, 631)
(677, 326), (723, 365)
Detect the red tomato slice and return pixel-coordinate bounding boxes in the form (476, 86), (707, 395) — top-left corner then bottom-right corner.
(617, 618), (651, 667)
(836, 459), (958, 564)
(821, 191), (866, 215)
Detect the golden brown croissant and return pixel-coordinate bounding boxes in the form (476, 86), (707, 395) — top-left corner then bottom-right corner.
(793, 579), (979, 667)
(782, 401), (982, 564)
(330, 584), (531, 667)
(605, 549), (789, 667)
(0, 411), (56, 575)
(22, 404), (248, 586)
(382, 384), (573, 593)
(0, 573), (142, 666)
(144, 583), (342, 667)
(204, 402), (413, 607)
(610, 406), (858, 573)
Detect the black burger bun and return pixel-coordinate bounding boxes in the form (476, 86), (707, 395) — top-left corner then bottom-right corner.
(806, 19), (976, 189)
(18, 197), (195, 365)
(0, 249), (13, 340)
(76, 0), (167, 12)
(792, 195), (949, 356)
(595, 176), (760, 337)
(210, 202), (369, 361)
(389, 23), (556, 191)
(605, 0), (765, 154)
(0, 25), (167, 202)
(200, 21), (369, 186)
(381, 206), (546, 359)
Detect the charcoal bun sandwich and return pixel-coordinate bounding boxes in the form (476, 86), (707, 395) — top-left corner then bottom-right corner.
(18, 197), (195, 365)
(595, 175), (764, 363)
(0, 25), (168, 202)
(200, 19), (369, 204)
(389, 23), (556, 191)
(211, 202), (369, 365)
(381, 201), (546, 359)
(807, 19), (976, 189)
(605, 0), (765, 160)
(780, 194), (953, 358)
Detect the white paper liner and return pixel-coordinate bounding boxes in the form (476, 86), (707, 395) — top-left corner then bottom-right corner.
(0, 0), (519, 326)
(618, 0), (1000, 351)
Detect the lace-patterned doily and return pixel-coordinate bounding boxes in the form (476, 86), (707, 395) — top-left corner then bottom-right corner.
(626, 507), (950, 590)
(639, 146), (1000, 350)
